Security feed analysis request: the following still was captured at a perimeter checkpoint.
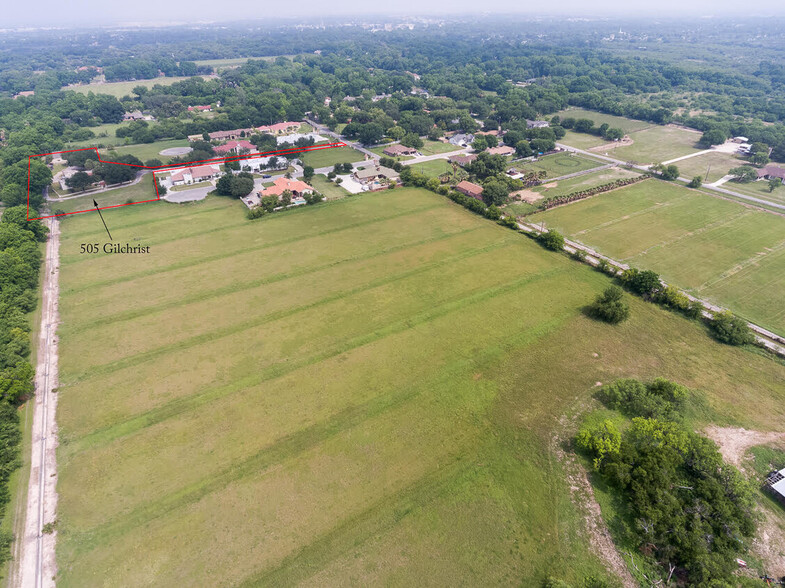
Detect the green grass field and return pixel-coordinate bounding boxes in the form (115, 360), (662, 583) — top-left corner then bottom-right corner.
(301, 145), (365, 169)
(515, 153), (605, 178)
(65, 76), (209, 98)
(609, 126), (703, 164)
(559, 130), (607, 149)
(672, 150), (746, 183)
(310, 174), (351, 200)
(529, 179), (785, 335)
(67, 123), (128, 148)
(52, 186), (785, 586)
(419, 140), (462, 156)
(407, 158), (453, 177)
(554, 109), (652, 134)
(51, 174), (156, 215)
(101, 139), (191, 164)
(719, 178), (785, 206)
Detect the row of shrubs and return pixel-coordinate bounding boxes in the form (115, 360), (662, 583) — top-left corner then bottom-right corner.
(247, 191), (324, 219)
(532, 228), (757, 346)
(539, 175), (648, 210)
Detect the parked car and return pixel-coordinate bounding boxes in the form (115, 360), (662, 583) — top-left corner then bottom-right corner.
(262, 174), (271, 178)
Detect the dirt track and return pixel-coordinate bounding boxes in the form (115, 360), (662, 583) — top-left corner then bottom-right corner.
(15, 217), (60, 588)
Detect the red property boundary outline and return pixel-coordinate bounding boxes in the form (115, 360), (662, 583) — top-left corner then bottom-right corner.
(27, 140), (347, 220)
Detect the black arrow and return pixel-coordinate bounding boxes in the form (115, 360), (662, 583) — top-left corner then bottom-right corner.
(93, 200), (113, 241)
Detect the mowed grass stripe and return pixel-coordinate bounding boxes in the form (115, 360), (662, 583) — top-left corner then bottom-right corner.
(63, 225), (487, 334)
(59, 204), (472, 326)
(60, 201), (445, 294)
(239, 458), (474, 587)
(56, 229), (515, 439)
(58, 309), (575, 586)
(62, 237), (520, 380)
(63, 265), (569, 454)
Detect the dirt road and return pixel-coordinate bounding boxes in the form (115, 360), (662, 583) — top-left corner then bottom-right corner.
(15, 217), (61, 588)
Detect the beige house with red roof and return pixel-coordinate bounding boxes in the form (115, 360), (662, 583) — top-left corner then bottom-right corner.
(214, 140), (256, 155)
(455, 180), (484, 200)
(168, 164), (221, 186)
(257, 122), (301, 135)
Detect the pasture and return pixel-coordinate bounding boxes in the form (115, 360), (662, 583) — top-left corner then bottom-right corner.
(554, 108), (652, 134)
(607, 125), (703, 164)
(673, 150), (746, 184)
(407, 158), (453, 177)
(53, 188), (785, 586)
(65, 76), (209, 98)
(529, 179), (785, 335)
(100, 139), (191, 164)
(418, 140), (462, 156)
(515, 152), (605, 178)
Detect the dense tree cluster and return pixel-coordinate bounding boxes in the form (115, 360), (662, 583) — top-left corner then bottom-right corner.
(0, 207), (47, 565)
(579, 378), (757, 585)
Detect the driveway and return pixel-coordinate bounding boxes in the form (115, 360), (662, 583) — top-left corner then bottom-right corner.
(163, 184), (213, 202)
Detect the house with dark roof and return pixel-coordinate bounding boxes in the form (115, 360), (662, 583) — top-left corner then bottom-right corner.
(455, 180), (484, 200)
(757, 165), (785, 181)
(487, 145), (515, 156)
(353, 165), (400, 185)
(449, 133), (474, 147)
(448, 153), (477, 167)
(383, 144), (417, 157)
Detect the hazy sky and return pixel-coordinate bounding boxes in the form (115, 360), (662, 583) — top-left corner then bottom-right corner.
(5, 0), (785, 27)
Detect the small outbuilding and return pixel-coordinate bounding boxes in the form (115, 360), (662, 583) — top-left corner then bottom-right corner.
(765, 467), (785, 506)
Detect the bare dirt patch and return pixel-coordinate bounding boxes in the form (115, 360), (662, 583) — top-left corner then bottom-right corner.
(703, 426), (785, 471)
(543, 182), (558, 188)
(511, 189), (543, 203)
(553, 413), (637, 587)
(703, 426), (785, 576)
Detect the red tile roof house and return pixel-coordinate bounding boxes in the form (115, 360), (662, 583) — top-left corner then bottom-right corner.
(382, 144), (418, 157)
(455, 180), (484, 200)
(213, 140), (256, 155)
(259, 177), (314, 206)
(757, 165), (785, 181)
(169, 165), (221, 186)
(257, 122), (301, 135)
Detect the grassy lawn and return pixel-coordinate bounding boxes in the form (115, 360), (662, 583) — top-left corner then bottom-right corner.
(300, 145), (365, 169)
(65, 76), (208, 98)
(310, 174), (351, 200)
(418, 140), (462, 156)
(559, 130), (607, 150)
(101, 139), (191, 164)
(50, 185), (785, 586)
(515, 152), (605, 178)
(170, 181), (212, 192)
(406, 158), (454, 177)
(674, 150), (746, 183)
(554, 108), (652, 134)
(67, 123), (128, 148)
(610, 125), (703, 165)
(52, 174), (157, 215)
(718, 178), (785, 206)
(530, 179), (785, 335)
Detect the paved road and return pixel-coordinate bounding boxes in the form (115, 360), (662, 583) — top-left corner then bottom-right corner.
(16, 216), (61, 588)
(557, 143), (785, 213)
